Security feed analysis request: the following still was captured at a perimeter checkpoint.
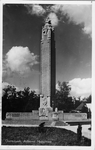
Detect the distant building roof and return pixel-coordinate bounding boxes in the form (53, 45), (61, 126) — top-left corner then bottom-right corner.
(75, 102), (86, 111)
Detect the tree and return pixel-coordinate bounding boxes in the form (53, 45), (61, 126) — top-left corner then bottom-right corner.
(2, 85), (40, 120)
(55, 81), (74, 112)
(86, 95), (91, 103)
(23, 89), (39, 112)
(2, 85), (17, 119)
(81, 104), (88, 113)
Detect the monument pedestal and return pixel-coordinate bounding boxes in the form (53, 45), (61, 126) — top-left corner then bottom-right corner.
(39, 107), (52, 120)
(39, 95), (53, 120)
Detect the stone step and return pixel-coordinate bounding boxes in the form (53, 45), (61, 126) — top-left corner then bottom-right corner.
(3, 119), (52, 126)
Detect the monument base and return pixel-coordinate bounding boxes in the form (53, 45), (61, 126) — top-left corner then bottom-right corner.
(39, 95), (53, 120)
(39, 107), (53, 120)
(52, 112), (59, 121)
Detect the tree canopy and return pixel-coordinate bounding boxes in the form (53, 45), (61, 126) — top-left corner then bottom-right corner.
(2, 81), (91, 120)
(55, 81), (74, 112)
(2, 85), (40, 120)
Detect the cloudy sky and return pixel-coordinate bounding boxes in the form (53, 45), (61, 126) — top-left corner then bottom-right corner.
(3, 3), (92, 99)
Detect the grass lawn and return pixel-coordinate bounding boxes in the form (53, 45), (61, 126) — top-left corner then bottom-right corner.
(2, 126), (91, 146)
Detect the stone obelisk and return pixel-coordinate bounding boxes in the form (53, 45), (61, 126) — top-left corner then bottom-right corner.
(39, 17), (56, 120)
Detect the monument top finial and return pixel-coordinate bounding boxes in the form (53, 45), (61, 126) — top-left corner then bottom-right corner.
(44, 17), (54, 31)
(45, 17), (51, 25)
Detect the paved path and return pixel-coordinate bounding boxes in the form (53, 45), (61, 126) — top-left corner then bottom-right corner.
(55, 125), (91, 139)
(64, 119), (91, 125)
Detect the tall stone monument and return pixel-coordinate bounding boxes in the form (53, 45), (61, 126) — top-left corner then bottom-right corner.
(39, 17), (56, 120)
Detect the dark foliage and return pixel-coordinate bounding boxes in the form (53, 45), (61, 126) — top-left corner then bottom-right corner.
(55, 81), (74, 112)
(86, 95), (91, 103)
(2, 126), (91, 146)
(2, 81), (91, 120)
(2, 85), (40, 120)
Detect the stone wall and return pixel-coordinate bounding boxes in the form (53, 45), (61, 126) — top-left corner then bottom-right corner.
(64, 113), (87, 120)
(6, 112), (87, 121)
(6, 112), (39, 120)
(6, 111), (63, 121)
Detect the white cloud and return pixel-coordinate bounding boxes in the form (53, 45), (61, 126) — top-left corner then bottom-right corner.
(56, 82), (60, 91)
(47, 13), (59, 27)
(25, 4), (45, 16)
(34, 89), (39, 94)
(51, 4), (92, 36)
(3, 46), (38, 76)
(69, 78), (91, 99)
(25, 4), (92, 36)
(2, 82), (10, 89)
